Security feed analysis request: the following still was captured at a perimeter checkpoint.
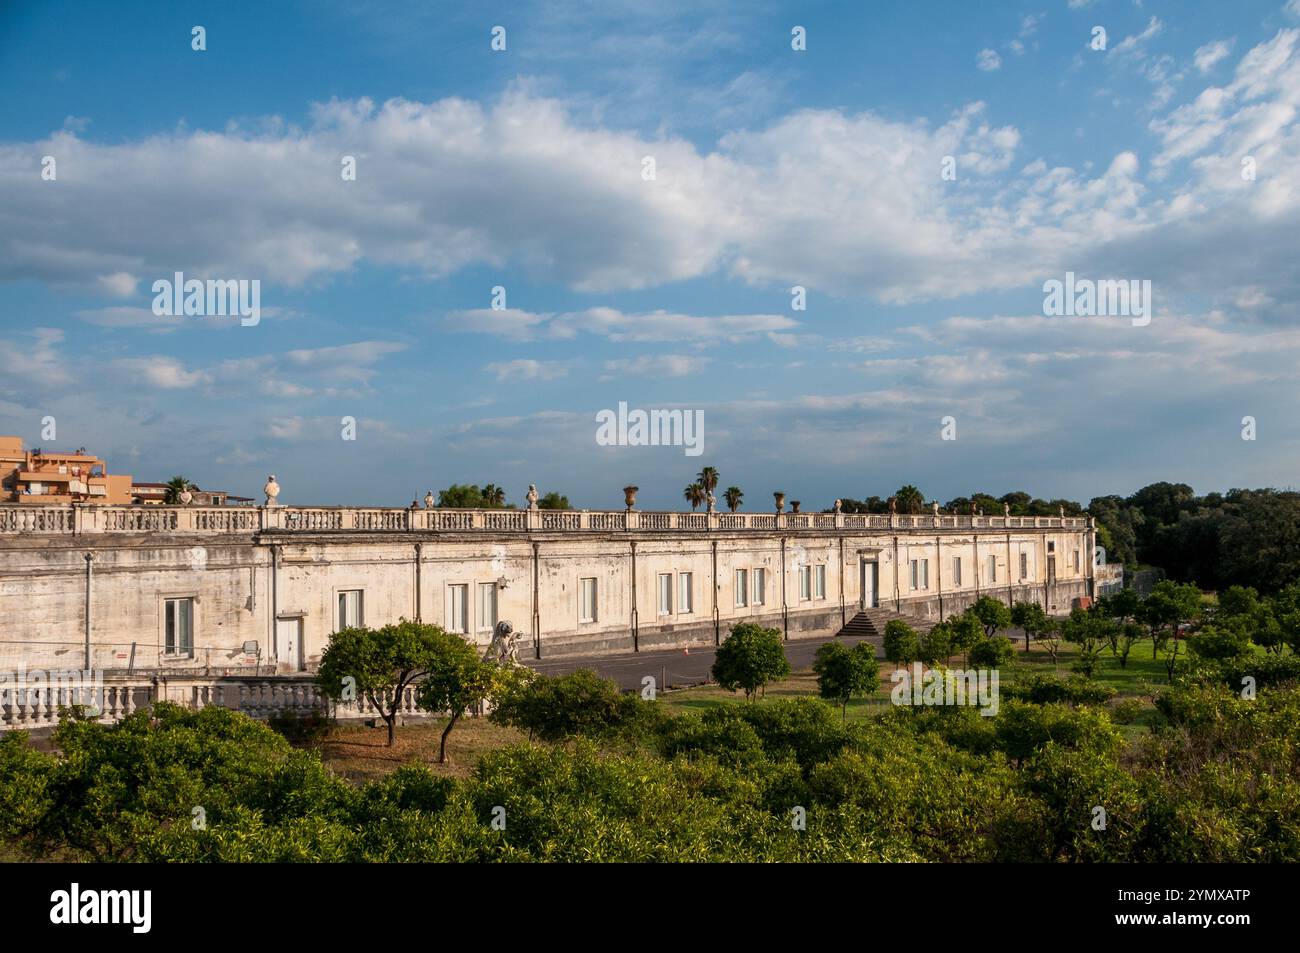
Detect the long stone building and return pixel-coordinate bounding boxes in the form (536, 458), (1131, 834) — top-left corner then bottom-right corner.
(0, 500), (1096, 678)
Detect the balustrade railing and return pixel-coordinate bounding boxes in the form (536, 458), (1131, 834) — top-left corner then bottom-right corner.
(0, 503), (1093, 537)
(0, 674), (441, 731)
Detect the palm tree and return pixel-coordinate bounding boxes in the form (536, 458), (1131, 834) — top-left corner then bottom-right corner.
(894, 484), (925, 514)
(723, 486), (744, 512)
(684, 483), (705, 511)
(481, 484), (506, 508)
(697, 467), (720, 495)
(164, 475), (194, 504)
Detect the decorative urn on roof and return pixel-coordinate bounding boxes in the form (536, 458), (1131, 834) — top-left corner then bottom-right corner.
(527, 484), (539, 510)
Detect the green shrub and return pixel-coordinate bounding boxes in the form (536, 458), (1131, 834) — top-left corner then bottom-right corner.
(968, 635), (1016, 668)
(1110, 698), (1145, 724)
(267, 708), (335, 745)
(1003, 672), (1115, 707)
(711, 622), (791, 701)
(490, 669), (658, 744)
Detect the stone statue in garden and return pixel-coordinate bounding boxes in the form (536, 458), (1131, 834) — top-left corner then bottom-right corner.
(482, 620), (521, 666)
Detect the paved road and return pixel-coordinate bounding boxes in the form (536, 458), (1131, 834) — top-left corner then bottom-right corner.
(523, 632), (880, 691)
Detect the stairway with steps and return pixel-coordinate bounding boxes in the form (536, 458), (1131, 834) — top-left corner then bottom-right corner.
(837, 605), (936, 640)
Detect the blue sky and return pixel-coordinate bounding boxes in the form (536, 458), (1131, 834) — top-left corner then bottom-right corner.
(3, 0), (1300, 508)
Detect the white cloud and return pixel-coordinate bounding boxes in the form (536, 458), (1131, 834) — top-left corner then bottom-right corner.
(1194, 39), (1234, 75)
(113, 357), (212, 389)
(600, 354), (711, 378)
(2, 32), (1299, 320)
(448, 306), (797, 343)
(484, 359), (571, 381)
(75, 306), (183, 329)
(0, 328), (69, 388)
(977, 49), (1002, 72)
(95, 272), (137, 297)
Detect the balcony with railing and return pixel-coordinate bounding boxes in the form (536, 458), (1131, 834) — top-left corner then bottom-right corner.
(0, 502), (1094, 538)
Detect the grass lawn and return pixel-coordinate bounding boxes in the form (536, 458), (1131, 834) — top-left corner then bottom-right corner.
(309, 716), (527, 782)
(660, 636), (1216, 735)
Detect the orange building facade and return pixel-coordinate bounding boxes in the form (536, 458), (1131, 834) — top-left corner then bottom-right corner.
(0, 436), (134, 505)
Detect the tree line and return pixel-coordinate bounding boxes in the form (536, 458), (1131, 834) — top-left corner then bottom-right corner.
(4, 610), (1298, 861)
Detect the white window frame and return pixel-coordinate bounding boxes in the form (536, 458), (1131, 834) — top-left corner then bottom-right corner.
(678, 572), (693, 614)
(952, 556), (962, 587)
(814, 564), (826, 599)
(448, 584), (469, 634)
(735, 568), (748, 607)
(164, 597), (194, 656)
(477, 582), (498, 633)
(580, 577), (598, 623)
(657, 573), (673, 615)
(753, 568), (766, 606)
(988, 555), (997, 584)
(337, 589), (364, 630)
(799, 565), (812, 601)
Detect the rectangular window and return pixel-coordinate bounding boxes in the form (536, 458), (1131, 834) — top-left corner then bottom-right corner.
(337, 589), (363, 630)
(1073, 550), (1080, 571)
(678, 572), (693, 614)
(753, 568), (766, 606)
(952, 556), (962, 587)
(580, 577), (598, 623)
(164, 598), (193, 656)
(477, 583), (498, 632)
(658, 573), (673, 615)
(815, 564), (826, 599)
(449, 584), (468, 633)
(1020, 552), (1029, 580)
(735, 569), (748, 607)
(798, 565), (811, 601)
(988, 555), (997, 583)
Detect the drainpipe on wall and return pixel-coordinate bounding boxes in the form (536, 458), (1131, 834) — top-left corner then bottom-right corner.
(1006, 532), (1014, 606)
(893, 536), (901, 611)
(780, 536), (788, 640)
(1041, 531), (1049, 610)
(630, 541), (639, 652)
(935, 534), (943, 620)
(413, 543), (423, 621)
(83, 552), (93, 671)
(531, 542), (541, 659)
(270, 544), (279, 670)
(838, 537), (846, 630)
(711, 540), (720, 645)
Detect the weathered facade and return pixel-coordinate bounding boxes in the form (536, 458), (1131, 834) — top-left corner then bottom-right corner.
(0, 503), (1095, 675)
